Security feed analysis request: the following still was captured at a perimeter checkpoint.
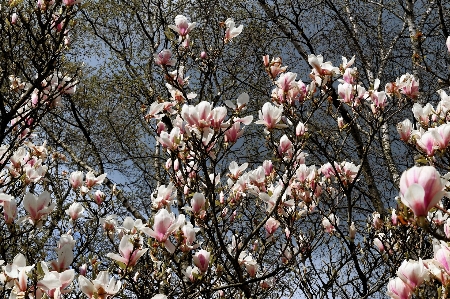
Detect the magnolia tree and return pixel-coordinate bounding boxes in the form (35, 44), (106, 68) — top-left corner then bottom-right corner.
(3, 1), (450, 298)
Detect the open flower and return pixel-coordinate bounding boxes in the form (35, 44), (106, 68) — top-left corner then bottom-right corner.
(322, 214), (339, 234)
(399, 166), (445, 217)
(224, 18), (243, 42)
(65, 202), (84, 221)
(255, 102), (288, 130)
(154, 49), (176, 67)
(107, 235), (148, 268)
(397, 259), (428, 289)
(141, 209), (185, 253)
(168, 15), (196, 38)
(69, 171), (84, 189)
(78, 271), (121, 299)
(85, 171), (107, 188)
(23, 191), (55, 224)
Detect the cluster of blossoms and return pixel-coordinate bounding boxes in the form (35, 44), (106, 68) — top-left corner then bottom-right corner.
(387, 242), (450, 299)
(383, 37), (450, 295)
(0, 59), (85, 297)
(397, 89), (450, 157)
(7, 72), (77, 141)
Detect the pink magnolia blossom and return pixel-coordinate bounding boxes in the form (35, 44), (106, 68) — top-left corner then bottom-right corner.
(181, 223), (200, 251)
(101, 215), (118, 233)
(185, 266), (200, 282)
(434, 244), (450, 274)
(4, 253), (34, 280)
(276, 72), (297, 93)
(397, 119), (412, 142)
(338, 83), (354, 104)
(141, 209), (184, 253)
(397, 259), (428, 289)
(445, 219), (450, 239)
(79, 264), (87, 276)
(416, 131), (437, 156)
(210, 106), (227, 130)
(308, 54), (339, 76)
(38, 262), (74, 298)
(387, 277), (412, 299)
(342, 67), (357, 84)
(412, 103), (433, 126)
(65, 202), (84, 221)
(262, 160), (273, 176)
(278, 134), (293, 157)
(168, 15), (196, 38)
(4, 199), (17, 224)
(11, 13), (18, 24)
(428, 209), (448, 225)
(168, 66), (189, 86)
(259, 184), (295, 212)
(392, 209), (398, 226)
(189, 192), (206, 214)
(193, 249), (210, 273)
(320, 162), (335, 179)
(374, 234), (385, 252)
(154, 49), (176, 67)
(10, 147), (28, 168)
(430, 124), (450, 150)
(264, 217), (280, 235)
(78, 271), (121, 299)
(370, 91), (387, 112)
(182, 101), (213, 129)
(146, 102), (165, 120)
(224, 18), (243, 42)
(447, 36), (450, 53)
(152, 183), (177, 209)
(341, 55), (356, 70)
(5, 253), (34, 297)
(296, 122), (307, 136)
(224, 122), (244, 143)
(0, 192), (13, 204)
(94, 190), (105, 205)
(337, 117), (344, 130)
(85, 171), (107, 188)
(225, 92), (249, 111)
(334, 161), (360, 184)
(255, 102), (288, 130)
(158, 127), (184, 151)
(245, 259), (258, 277)
(228, 161), (248, 180)
(50, 242), (74, 272)
(322, 214), (338, 234)
(398, 73), (419, 99)
(263, 56), (287, 79)
(120, 217), (145, 235)
(23, 191), (55, 224)
(69, 171), (84, 189)
(107, 235), (148, 268)
(399, 166), (445, 217)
